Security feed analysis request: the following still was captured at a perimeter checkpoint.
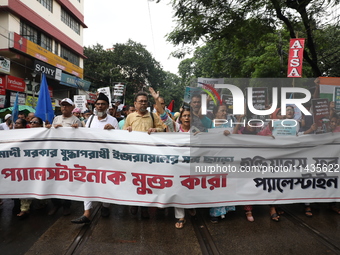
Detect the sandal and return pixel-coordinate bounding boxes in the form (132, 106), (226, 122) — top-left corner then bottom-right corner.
(245, 211), (254, 222)
(270, 213), (280, 222)
(17, 211), (29, 219)
(305, 207), (313, 217)
(175, 218), (186, 229)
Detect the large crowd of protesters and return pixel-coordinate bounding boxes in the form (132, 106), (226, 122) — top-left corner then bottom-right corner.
(0, 81), (339, 228)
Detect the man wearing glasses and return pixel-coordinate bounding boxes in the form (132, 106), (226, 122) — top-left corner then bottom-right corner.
(46, 98), (82, 129)
(46, 98), (82, 216)
(123, 91), (164, 218)
(71, 93), (118, 224)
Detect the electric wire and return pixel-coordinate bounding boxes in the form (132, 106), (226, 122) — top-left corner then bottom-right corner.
(147, 0), (156, 56)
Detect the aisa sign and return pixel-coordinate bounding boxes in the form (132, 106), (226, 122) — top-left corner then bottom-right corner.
(201, 84), (312, 116)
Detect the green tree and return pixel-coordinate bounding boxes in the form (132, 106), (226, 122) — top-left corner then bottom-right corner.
(314, 24), (340, 76)
(157, 71), (185, 112)
(84, 40), (168, 104)
(166, 0), (340, 77)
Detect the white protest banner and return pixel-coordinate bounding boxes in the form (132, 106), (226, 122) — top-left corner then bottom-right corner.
(97, 87), (112, 104)
(272, 120), (298, 136)
(73, 95), (86, 112)
(112, 83), (125, 104)
(0, 128), (339, 208)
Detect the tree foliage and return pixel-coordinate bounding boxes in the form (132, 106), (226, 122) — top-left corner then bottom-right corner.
(156, 71), (186, 111)
(166, 0), (340, 77)
(84, 40), (170, 104)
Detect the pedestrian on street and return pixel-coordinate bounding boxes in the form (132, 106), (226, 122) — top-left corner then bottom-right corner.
(123, 91), (164, 219)
(71, 93), (118, 224)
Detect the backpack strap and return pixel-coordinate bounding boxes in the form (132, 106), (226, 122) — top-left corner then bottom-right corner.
(88, 115), (94, 128)
(150, 112), (155, 128)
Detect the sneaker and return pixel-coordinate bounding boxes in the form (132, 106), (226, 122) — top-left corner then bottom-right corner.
(101, 206), (110, 217)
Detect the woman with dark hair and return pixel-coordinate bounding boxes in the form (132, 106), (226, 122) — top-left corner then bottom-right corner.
(150, 87), (196, 229)
(212, 104), (234, 129)
(29, 116), (44, 128)
(14, 118), (27, 129)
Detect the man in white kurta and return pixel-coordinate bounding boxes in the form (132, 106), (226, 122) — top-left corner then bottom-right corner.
(71, 93), (118, 224)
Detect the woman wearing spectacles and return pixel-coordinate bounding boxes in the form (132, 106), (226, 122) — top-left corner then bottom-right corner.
(30, 117), (44, 128)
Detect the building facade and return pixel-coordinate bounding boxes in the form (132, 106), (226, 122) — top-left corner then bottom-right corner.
(0, 0), (91, 110)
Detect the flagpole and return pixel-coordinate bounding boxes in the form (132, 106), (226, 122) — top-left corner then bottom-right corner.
(11, 92), (19, 129)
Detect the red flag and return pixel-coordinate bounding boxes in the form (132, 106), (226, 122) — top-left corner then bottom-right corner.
(167, 100), (174, 112)
(287, 38), (305, 78)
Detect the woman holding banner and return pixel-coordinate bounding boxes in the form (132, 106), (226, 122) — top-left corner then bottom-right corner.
(13, 118), (32, 219)
(149, 87), (197, 229)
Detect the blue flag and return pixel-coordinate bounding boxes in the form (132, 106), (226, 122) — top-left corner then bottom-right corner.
(11, 92), (19, 126)
(35, 73), (54, 124)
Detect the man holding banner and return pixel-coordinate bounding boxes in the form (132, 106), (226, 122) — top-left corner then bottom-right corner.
(124, 91), (164, 218)
(46, 98), (81, 129)
(71, 93), (118, 224)
(46, 97), (81, 216)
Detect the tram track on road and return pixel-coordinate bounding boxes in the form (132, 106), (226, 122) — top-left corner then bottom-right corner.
(281, 206), (340, 254)
(61, 205), (340, 255)
(64, 206), (221, 255)
(64, 203), (101, 255)
(191, 210), (220, 255)
(189, 206), (340, 255)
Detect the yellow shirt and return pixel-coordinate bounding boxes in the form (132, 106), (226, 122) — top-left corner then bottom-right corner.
(123, 111), (164, 132)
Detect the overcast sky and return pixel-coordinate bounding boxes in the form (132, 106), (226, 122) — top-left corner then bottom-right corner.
(83, 0), (183, 74)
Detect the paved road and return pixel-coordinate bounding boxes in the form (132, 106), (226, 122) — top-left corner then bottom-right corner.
(0, 199), (339, 255)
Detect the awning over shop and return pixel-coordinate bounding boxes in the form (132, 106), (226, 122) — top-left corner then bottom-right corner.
(60, 73), (91, 91)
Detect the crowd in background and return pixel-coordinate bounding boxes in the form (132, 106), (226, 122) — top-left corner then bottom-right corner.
(0, 82), (340, 228)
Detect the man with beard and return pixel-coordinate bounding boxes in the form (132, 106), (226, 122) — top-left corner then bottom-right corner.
(190, 94), (212, 132)
(71, 93), (118, 224)
(123, 91), (164, 218)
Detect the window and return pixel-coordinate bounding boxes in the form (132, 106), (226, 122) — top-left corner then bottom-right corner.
(41, 34), (52, 52)
(20, 22), (52, 52)
(60, 46), (80, 66)
(20, 23), (38, 44)
(54, 42), (59, 55)
(37, 0), (53, 12)
(61, 9), (80, 35)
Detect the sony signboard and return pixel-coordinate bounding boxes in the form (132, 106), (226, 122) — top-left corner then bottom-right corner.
(34, 60), (62, 81)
